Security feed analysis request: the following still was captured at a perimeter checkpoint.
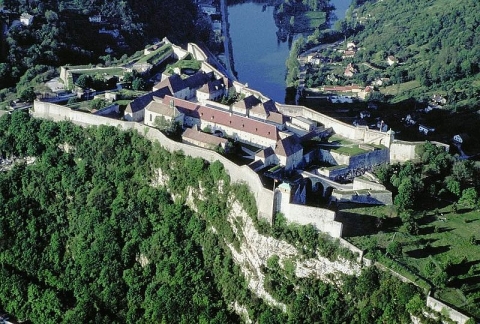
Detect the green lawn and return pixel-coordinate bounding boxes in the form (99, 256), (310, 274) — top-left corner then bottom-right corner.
(72, 67), (125, 76)
(137, 43), (173, 65)
(381, 80), (422, 101)
(341, 203), (480, 318)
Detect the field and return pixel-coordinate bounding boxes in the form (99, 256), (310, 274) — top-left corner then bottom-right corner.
(339, 203), (480, 318)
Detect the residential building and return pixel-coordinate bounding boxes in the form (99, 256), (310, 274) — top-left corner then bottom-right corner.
(20, 13), (33, 26)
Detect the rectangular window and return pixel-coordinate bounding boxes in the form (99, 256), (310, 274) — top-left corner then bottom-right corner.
(150, 114), (152, 122)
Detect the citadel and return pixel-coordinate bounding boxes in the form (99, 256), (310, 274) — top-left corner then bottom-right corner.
(35, 39), (431, 240)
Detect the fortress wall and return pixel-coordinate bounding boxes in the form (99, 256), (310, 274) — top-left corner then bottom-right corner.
(330, 151), (350, 165)
(33, 101), (274, 222)
(275, 187), (342, 237)
(338, 238), (364, 260)
(390, 140), (419, 162)
(426, 296), (471, 324)
(284, 204), (342, 238)
(319, 149), (339, 165)
(348, 148), (389, 169)
(363, 128), (390, 146)
(278, 104), (391, 145)
(187, 43), (208, 62)
(171, 43), (189, 60)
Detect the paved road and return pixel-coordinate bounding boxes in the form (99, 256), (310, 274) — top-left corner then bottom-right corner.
(220, 0), (237, 80)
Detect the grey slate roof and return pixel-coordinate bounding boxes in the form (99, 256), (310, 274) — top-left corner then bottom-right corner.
(126, 87), (171, 113)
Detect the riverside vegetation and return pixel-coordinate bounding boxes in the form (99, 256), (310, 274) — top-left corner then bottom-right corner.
(0, 111), (438, 323)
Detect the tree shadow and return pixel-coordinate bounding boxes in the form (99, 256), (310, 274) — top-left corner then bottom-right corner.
(417, 215), (438, 226)
(420, 225), (453, 235)
(449, 275), (480, 291)
(406, 245), (450, 258)
(447, 260), (479, 278)
(336, 210), (400, 237)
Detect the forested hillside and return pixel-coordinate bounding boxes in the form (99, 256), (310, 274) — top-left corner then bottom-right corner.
(0, 111), (432, 323)
(341, 0), (480, 108)
(0, 0), (201, 90)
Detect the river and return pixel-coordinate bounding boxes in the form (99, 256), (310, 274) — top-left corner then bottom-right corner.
(227, 0), (352, 104)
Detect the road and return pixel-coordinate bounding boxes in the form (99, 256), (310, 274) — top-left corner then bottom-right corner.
(219, 0), (237, 80)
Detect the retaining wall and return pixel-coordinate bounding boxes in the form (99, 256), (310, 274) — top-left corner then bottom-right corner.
(426, 295), (472, 324)
(32, 101), (274, 222)
(274, 187), (343, 237)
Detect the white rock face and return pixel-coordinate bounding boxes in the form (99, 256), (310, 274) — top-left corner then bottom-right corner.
(226, 200), (361, 311)
(151, 168), (169, 187)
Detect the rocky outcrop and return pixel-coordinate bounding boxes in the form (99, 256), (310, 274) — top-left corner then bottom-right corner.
(226, 200), (361, 311)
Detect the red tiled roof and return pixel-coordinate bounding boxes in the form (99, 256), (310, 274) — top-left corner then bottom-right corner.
(165, 95), (278, 141)
(267, 112), (285, 125)
(182, 127), (227, 146)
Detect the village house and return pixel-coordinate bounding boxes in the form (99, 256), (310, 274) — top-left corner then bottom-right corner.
(199, 4), (217, 15)
(274, 135), (304, 171)
(344, 63), (357, 77)
(453, 133), (469, 144)
(20, 13), (33, 26)
(89, 15), (102, 23)
(232, 95), (261, 116)
(418, 124), (435, 135)
(360, 111), (371, 119)
(252, 147), (276, 170)
(342, 50), (356, 59)
(431, 94), (447, 105)
(403, 114), (416, 125)
(153, 71), (215, 100)
(387, 55), (398, 66)
(196, 78), (226, 104)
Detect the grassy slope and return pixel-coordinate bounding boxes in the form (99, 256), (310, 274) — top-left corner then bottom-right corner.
(340, 203), (480, 317)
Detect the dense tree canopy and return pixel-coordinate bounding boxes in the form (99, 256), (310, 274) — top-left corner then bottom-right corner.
(0, 111), (427, 323)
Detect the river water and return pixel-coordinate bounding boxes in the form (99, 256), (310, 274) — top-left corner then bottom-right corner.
(227, 0), (351, 103)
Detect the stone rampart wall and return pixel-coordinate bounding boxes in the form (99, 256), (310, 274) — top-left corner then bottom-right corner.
(348, 148), (389, 169)
(277, 104), (391, 145)
(426, 295), (471, 324)
(285, 204), (343, 238)
(93, 104), (119, 116)
(338, 238), (364, 260)
(390, 140), (419, 162)
(32, 101), (274, 222)
(274, 187), (342, 237)
(187, 43), (208, 62)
